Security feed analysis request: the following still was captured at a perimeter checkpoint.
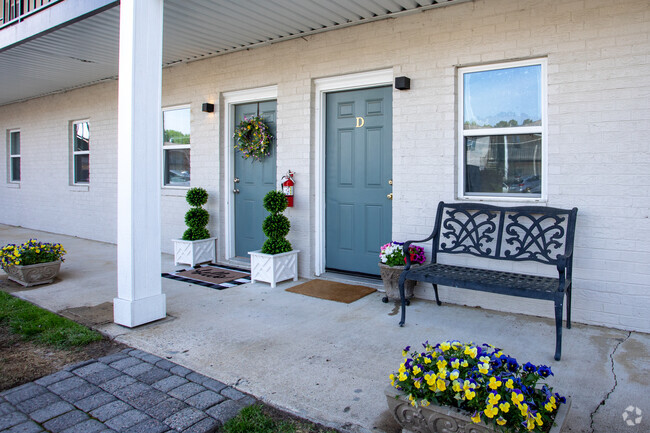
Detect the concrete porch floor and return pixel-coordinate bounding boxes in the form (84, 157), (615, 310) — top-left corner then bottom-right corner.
(1, 224), (648, 433)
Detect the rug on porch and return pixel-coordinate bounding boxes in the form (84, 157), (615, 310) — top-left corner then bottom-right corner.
(59, 302), (114, 327)
(162, 264), (250, 290)
(286, 279), (376, 304)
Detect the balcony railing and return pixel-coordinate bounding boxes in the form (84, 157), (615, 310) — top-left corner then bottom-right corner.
(1, 0), (61, 29)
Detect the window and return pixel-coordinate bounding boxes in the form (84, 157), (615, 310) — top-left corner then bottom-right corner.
(8, 130), (20, 182)
(162, 106), (191, 187)
(458, 59), (546, 198)
(72, 121), (90, 184)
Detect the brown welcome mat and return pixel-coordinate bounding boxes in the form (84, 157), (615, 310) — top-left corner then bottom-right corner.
(286, 279), (376, 304)
(162, 264), (251, 290)
(59, 302), (114, 327)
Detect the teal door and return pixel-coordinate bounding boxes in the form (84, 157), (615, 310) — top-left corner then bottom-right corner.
(326, 86), (392, 275)
(234, 100), (277, 258)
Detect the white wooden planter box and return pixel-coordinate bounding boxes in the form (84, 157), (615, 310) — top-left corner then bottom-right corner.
(172, 237), (217, 267)
(249, 249), (299, 288)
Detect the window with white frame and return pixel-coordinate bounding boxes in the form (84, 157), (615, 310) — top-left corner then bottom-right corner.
(72, 121), (90, 184)
(458, 59), (546, 198)
(162, 106), (191, 187)
(8, 130), (20, 182)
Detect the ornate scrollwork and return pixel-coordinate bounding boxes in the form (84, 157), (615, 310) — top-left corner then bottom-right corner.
(439, 208), (498, 257)
(502, 212), (567, 264)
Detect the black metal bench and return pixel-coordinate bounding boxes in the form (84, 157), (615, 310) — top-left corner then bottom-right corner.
(398, 202), (578, 360)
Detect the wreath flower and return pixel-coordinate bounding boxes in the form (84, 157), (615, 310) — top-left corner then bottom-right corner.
(234, 116), (273, 161)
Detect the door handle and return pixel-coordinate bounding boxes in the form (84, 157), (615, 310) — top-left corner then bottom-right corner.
(233, 177), (240, 183)
(387, 193), (393, 200)
(233, 189), (240, 194)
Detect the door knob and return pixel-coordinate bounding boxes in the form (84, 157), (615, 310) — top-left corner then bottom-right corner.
(387, 193), (393, 200)
(233, 177), (240, 183)
(233, 188), (240, 194)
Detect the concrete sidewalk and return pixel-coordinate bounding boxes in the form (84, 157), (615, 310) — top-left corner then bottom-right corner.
(1, 224), (648, 433)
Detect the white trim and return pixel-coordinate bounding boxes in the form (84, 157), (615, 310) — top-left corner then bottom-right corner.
(7, 129), (20, 184)
(456, 58), (548, 202)
(161, 104), (191, 189)
(222, 85), (278, 261)
(313, 69), (393, 276)
(71, 119), (90, 185)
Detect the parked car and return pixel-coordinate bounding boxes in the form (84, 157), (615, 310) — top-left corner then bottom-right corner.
(514, 175), (541, 193)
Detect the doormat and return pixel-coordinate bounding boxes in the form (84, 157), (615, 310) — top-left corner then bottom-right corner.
(59, 302), (114, 327)
(162, 264), (250, 290)
(286, 279), (376, 304)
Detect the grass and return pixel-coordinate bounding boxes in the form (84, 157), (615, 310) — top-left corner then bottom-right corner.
(222, 405), (338, 433)
(0, 291), (102, 348)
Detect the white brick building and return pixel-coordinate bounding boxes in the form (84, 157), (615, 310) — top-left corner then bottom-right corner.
(1, 0), (649, 331)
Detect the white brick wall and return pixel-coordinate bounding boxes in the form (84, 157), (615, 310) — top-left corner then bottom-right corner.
(1, 0), (648, 332)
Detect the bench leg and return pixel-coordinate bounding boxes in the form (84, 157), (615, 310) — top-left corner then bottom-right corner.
(432, 283), (441, 306)
(554, 295), (564, 361)
(566, 284), (572, 329)
(398, 274), (407, 327)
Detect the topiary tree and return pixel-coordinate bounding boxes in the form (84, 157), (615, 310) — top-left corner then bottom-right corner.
(261, 190), (292, 254)
(182, 187), (210, 240)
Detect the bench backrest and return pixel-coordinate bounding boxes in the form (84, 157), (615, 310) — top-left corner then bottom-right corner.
(432, 202), (578, 267)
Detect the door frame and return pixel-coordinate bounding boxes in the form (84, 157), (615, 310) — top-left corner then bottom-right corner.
(223, 85), (278, 261)
(314, 69), (393, 276)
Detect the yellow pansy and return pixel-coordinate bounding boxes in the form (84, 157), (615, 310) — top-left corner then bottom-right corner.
(413, 365), (422, 376)
(488, 393), (501, 406)
(512, 391), (524, 405)
(451, 359), (460, 369)
(461, 360), (469, 368)
(484, 405), (498, 419)
(464, 389), (476, 400)
(526, 418), (535, 430)
(470, 412), (481, 423)
(436, 378), (446, 392)
(505, 379), (515, 390)
(398, 364), (406, 374)
(424, 356), (432, 364)
(520, 403), (529, 417)
(464, 346), (478, 359)
(496, 416), (507, 426)
(488, 377), (502, 390)
(449, 369), (460, 380)
(499, 402), (510, 413)
(414, 380), (421, 389)
(436, 359), (448, 370)
(478, 363), (489, 374)
(440, 342), (451, 351)
(535, 412), (543, 426)
(398, 372), (408, 381)
(421, 399), (430, 407)
(479, 356), (491, 363)
(452, 380), (462, 392)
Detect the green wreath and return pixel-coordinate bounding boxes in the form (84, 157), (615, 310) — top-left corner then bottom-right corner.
(233, 116), (273, 161)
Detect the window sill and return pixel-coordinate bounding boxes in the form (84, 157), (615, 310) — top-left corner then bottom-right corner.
(6, 182), (20, 189)
(162, 187), (189, 197)
(69, 184), (89, 192)
(457, 195), (547, 204)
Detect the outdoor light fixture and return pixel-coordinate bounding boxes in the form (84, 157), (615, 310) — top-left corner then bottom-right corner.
(202, 103), (214, 113)
(394, 76), (410, 90)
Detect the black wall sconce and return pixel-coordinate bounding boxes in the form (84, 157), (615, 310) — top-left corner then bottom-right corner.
(394, 76), (411, 90)
(202, 103), (214, 113)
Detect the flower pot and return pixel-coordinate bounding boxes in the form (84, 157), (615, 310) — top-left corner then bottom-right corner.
(2, 260), (62, 287)
(384, 386), (571, 433)
(249, 249), (300, 288)
(379, 263), (418, 303)
(172, 237), (217, 267)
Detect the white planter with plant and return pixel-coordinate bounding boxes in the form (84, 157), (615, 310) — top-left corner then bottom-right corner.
(249, 190), (299, 288)
(172, 187), (216, 267)
(1, 240), (66, 287)
(379, 241), (426, 304)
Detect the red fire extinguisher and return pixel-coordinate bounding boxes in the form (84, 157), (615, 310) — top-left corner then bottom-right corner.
(281, 170), (295, 207)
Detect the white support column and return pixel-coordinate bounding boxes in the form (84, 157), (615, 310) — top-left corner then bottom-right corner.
(114, 0), (166, 327)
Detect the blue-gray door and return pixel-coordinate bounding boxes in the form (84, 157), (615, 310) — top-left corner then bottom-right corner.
(234, 100), (277, 258)
(326, 86), (392, 275)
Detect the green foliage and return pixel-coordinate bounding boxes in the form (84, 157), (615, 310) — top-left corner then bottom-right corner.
(263, 190), (288, 214)
(185, 208), (209, 229)
(0, 291), (102, 348)
(222, 405), (294, 433)
(186, 187), (208, 207)
(1, 240), (66, 268)
(262, 214), (290, 238)
(261, 238), (292, 255)
(182, 227), (211, 241)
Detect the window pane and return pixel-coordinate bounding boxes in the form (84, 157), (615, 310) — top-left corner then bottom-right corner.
(10, 131), (20, 155)
(74, 122), (90, 151)
(11, 157), (20, 182)
(74, 154), (89, 183)
(164, 148), (190, 186)
(464, 65), (541, 129)
(163, 108), (190, 145)
(465, 134), (541, 195)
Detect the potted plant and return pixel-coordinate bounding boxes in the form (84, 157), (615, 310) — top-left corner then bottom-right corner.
(379, 241), (426, 304)
(386, 340), (571, 433)
(249, 190), (299, 288)
(172, 187), (217, 267)
(1, 239), (66, 287)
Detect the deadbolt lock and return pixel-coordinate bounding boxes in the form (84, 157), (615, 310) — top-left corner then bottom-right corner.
(388, 179), (393, 185)
(387, 193), (393, 200)
(233, 177), (240, 183)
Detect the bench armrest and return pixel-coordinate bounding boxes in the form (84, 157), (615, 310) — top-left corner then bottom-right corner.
(403, 230), (437, 269)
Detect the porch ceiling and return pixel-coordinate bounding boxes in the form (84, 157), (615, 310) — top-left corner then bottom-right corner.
(0, 0), (470, 107)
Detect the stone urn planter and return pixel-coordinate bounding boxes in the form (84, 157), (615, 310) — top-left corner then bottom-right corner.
(2, 260), (62, 287)
(249, 250), (299, 288)
(379, 263), (418, 304)
(385, 385), (571, 433)
(172, 237), (217, 267)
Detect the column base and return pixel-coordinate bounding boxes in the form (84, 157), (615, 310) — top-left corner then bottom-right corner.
(113, 293), (166, 328)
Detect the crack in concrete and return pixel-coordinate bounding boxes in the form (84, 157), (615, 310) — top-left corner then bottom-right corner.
(588, 331), (632, 433)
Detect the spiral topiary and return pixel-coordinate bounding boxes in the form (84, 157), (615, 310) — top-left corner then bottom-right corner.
(182, 187), (210, 241)
(261, 190), (292, 254)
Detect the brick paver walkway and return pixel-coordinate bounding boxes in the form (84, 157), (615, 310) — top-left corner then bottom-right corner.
(0, 348), (256, 432)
